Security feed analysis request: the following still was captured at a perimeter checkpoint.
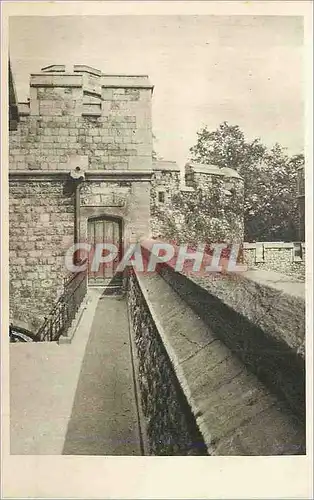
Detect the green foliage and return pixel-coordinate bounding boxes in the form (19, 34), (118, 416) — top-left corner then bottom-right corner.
(189, 122), (303, 241)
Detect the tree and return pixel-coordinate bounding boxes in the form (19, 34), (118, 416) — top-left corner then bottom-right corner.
(190, 122), (266, 172)
(189, 122), (303, 241)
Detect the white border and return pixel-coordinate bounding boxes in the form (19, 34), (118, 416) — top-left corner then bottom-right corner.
(1, 2), (313, 499)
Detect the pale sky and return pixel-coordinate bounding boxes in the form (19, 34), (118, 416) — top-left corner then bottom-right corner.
(9, 15), (304, 167)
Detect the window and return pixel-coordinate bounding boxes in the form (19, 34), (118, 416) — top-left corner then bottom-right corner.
(185, 173), (194, 187)
(158, 191), (165, 203)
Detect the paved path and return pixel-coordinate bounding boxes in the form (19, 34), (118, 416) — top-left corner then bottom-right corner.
(63, 293), (142, 455)
(10, 289), (143, 455)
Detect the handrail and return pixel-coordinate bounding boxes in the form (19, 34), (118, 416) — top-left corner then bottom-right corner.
(36, 261), (88, 342)
(9, 324), (39, 343)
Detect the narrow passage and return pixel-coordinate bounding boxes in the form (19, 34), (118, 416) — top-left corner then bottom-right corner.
(63, 293), (143, 455)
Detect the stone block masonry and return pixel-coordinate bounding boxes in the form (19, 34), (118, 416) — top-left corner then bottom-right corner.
(9, 181), (74, 332)
(9, 65), (153, 331)
(11, 71), (153, 173)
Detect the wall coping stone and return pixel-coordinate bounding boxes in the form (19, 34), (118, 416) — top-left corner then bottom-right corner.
(41, 65), (66, 73)
(244, 241), (305, 249)
(186, 162), (242, 179)
(31, 76), (153, 88)
(131, 269), (305, 455)
(30, 74), (83, 88)
(140, 240), (305, 418)
(152, 160), (181, 172)
(73, 65), (102, 76)
(39, 64), (148, 79)
(82, 111), (102, 117)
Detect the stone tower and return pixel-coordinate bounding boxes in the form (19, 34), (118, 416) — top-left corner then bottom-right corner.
(9, 64), (153, 331)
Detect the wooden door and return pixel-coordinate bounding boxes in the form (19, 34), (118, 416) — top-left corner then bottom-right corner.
(87, 217), (122, 286)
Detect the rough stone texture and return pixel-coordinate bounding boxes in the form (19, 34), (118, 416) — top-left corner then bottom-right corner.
(243, 242), (305, 281)
(128, 271), (207, 455)
(9, 65), (153, 331)
(150, 161), (181, 237)
(150, 161), (244, 244)
(10, 82), (152, 173)
(127, 269), (305, 455)
(150, 252), (305, 421)
(9, 181), (74, 331)
(80, 181), (131, 208)
(79, 180), (151, 244)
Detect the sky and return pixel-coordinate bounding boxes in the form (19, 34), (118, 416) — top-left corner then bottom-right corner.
(9, 15), (304, 167)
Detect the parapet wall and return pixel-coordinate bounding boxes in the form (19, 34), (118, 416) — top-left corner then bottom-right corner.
(128, 270), (207, 455)
(156, 262), (305, 419)
(127, 246), (305, 455)
(243, 242), (305, 280)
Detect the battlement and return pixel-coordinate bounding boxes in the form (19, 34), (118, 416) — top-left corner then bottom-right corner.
(11, 63), (153, 173)
(30, 64), (152, 90)
(17, 64), (153, 118)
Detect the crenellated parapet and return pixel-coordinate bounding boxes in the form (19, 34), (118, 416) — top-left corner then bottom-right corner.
(10, 64), (153, 173)
(17, 64), (153, 119)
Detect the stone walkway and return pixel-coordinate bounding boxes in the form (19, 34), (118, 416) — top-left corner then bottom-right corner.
(63, 292), (142, 455)
(10, 288), (143, 455)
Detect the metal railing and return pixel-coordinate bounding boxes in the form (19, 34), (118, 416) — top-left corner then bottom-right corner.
(36, 264), (87, 342)
(9, 324), (39, 343)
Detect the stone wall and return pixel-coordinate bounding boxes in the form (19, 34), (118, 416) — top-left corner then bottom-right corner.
(79, 179), (151, 244)
(243, 242), (305, 281)
(127, 259), (305, 455)
(150, 161), (244, 244)
(127, 270), (208, 455)
(10, 66), (153, 173)
(9, 180), (73, 331)
(9, 65), (153, 331)
(147, 244), (305, 421)
(150, 161), (181, 237)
